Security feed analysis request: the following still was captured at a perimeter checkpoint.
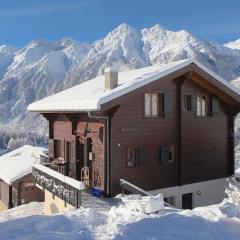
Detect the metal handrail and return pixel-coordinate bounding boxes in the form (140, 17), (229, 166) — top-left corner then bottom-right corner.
(120, 178), (174, 208)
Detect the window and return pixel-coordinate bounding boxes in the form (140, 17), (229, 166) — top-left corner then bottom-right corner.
(127, 147), (135, 167)
(182, 193), (193, 209)
(160, 145), (174, 164)
(126, 147), (146, 167)
(164, 196), (175, 206)
(137, 148), (147, 166)
(144, 92), (171, 117)
(184, 95), (192, 111)
(209, 96), (219, 116)
(55, 140), (63, 159)
(144, 93), (158, 117)
(197, 96), (207, 116)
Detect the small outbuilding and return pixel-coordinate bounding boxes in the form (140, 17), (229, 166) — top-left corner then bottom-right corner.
(0, 145), (45, 211)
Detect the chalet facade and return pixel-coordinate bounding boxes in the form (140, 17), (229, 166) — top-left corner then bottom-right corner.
(28, 59), (240, 212)
(0, 145), (45, 211)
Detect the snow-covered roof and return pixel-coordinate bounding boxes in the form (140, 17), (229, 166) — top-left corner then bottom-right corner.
(0, 145), (47, 185)
(27, 59), (240, 112)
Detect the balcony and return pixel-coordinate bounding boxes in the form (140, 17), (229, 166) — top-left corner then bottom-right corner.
(40, 153), (52, 165)
(32, 163), (85, 208)
(40, 154), (67, 175)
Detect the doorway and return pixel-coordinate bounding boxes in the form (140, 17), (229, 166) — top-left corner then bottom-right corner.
(81, 138), (93, 187)
(182, 193), (193, 209)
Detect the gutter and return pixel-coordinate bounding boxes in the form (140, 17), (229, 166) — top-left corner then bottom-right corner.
(87, 111), (110, 196)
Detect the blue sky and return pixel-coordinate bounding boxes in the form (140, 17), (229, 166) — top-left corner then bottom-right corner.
(0, 0), (239, 46)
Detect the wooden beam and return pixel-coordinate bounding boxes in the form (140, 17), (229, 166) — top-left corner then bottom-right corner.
(8, 185), (13, 209)
(176, 76), (185, 186)
(191, 72), (238, 106)
(228, 112), (236, 175)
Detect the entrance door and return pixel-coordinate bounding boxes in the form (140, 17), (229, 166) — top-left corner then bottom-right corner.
(182, 193), (193, 209)
(81, 138), (93, 187)
(67, 141), (77, 179)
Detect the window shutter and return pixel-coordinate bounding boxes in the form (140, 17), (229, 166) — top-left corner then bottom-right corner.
(181, 94), (185, 111)
(164, 92), (172, 117)
(191, 94), (197, 112)
(137, 148), (146, 166)
(161, 146), (169, 163)
(48, 139), (54, 158)
(211, 96), (219, 115)
(71, 143), (76, 163)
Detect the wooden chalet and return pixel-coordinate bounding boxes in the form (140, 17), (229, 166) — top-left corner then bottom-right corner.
(28, 59), (240, 212)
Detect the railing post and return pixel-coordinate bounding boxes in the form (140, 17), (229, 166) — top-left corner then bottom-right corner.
(78, 190), (81, 208)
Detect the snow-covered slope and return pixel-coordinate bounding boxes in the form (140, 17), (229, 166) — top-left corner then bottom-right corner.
(1, 23), (240, 149)
(0, 202), (43, 223)
(225, 39), (240, 50)
(0, 197), (239, 240)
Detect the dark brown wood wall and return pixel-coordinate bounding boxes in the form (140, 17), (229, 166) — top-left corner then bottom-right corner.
(109, 77), (179, 195)
(181, 78), (229, 184)
(108, 75), (233, 195)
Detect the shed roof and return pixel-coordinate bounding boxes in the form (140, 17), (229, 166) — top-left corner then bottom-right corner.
(0, 145), (47, 185)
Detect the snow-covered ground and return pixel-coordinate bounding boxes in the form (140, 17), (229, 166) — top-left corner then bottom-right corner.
(0, 202), (43, 223)
(0, 197), (240, 240)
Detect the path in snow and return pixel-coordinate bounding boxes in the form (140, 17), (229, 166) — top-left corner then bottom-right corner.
(81, 191), (121, 211)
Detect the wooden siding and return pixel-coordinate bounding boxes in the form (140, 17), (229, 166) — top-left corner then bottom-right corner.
(109, 77), (179, 195)
(181, 79), (229, 184)
(108, 74), (234, 195)
(42, 70), (238, 197)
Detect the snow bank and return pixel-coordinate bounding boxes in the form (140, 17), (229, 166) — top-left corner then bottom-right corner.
(0, 197), (240, 239)
(121, 194), (164, 213)
(0, 202), (44, 223)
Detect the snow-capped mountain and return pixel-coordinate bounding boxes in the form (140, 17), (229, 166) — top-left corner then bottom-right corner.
(0, 23), (240, 149)
(224, 39), (240, 50)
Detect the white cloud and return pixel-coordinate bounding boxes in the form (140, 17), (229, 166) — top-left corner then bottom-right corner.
(0, 1), (94, 17)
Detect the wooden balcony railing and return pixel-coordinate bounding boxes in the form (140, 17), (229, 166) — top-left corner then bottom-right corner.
(40, 153), (52, 165)
(32, 163), (84, 208)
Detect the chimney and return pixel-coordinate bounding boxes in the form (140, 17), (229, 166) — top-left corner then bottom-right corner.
(104, 67), (118, 90)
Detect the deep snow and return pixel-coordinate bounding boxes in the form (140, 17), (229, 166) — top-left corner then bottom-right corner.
(0, 197), (239, 240)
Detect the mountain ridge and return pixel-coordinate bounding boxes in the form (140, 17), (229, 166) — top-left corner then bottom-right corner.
(0, 23), (240, 149)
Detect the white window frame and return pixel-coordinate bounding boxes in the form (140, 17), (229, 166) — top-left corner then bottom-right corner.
(144, 93), (159, 117)
(197, 95), (207, 117)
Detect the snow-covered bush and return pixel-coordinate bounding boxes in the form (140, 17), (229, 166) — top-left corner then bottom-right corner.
(225, 177), (240, 206)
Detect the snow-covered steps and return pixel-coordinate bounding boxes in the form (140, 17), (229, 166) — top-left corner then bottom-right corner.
(81, 191), (120, 211)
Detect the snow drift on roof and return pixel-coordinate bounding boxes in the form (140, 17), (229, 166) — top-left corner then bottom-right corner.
(0, 145), (47, 185)
(27, 59), (240, 112)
